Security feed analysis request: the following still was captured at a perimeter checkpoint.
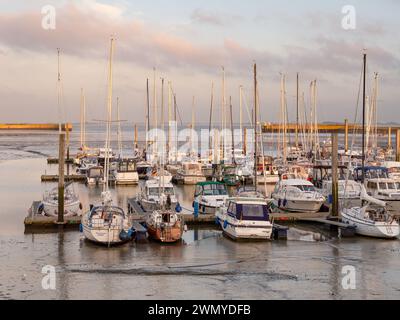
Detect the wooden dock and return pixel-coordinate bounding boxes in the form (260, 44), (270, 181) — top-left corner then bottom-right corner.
(47, 158), (74, 164)
(41, 174), (86, 182)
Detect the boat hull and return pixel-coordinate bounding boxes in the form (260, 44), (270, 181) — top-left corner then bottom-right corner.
(274, 199), (324, 213)
(341, 209), (400, 239)
(42, 201), (80, 217)
(146, 224), (182, 243)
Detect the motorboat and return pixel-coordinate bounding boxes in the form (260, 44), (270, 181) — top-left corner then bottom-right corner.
(112, 158), (139, 185)
(86, 166), (105, 185)
(193, 181), (229, 214)
(215, 197), (273, 240)
(146, 166), (172, 184)
(271, 179), (325, 213)
(175, 162), (206, 185)
(137, 180), (178, 212)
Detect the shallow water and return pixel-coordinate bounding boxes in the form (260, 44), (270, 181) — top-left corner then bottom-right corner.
(0, 132), (399, 300)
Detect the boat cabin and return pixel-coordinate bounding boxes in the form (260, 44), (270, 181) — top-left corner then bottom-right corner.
(226, 199), (269, 221)
(353, 166), (389, 181)
(312, 165), (350, 188)
(87, 166), (104, 179)
(195, 181), (228, 197)
(117, 159), (136, 173)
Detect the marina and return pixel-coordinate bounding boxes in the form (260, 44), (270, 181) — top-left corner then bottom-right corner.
(1, 0), (399, 303)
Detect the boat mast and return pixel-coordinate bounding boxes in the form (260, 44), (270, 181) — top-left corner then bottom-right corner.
(239, 85), (243, 154)
(361, 52), (367, 184)
(221, 66), (226, 161)
(167, 81), (172, 163)
(230, 96), (235, 164)
(104, 37), (115, 190)
(191, 96), (195, 156)
(296, 73), (299, 149)
(208, 82), (214, 156)
(145, 78), (150, 158)
(116, 97), (123, 158)
(80, 88), (84, 149)
(153, 68), (157, 159)
(160, 78), (165, 208)
(253, 63), (258, 187)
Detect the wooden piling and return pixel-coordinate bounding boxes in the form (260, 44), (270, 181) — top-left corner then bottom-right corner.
(134, 124), (138, 149)
(344, 119), (349, 153)
(397, 129), (400, 162)
(58, 133), (65, 224)
(331, 132), (339, 217)
(388, 127), (392, 149)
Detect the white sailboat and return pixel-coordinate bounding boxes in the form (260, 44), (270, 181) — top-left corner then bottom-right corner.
(341, 187), (399, 238)
(81, 37), (134, 246)
(41, 182), (81, 217)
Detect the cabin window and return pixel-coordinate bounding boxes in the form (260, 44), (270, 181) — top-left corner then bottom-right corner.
(367, 181), (377, 189)
(240, 204), (267, 220)
(387, 182), (396, 190)
(396, 183), (400, 189)
(294, 185), (315, 192)
(379, 183), (387, 190)
(228, 202), (237, 216)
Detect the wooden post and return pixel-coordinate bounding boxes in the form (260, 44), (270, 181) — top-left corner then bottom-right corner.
(58, 133), (65, 224)
(331, 132), (339, 218)
(396, 129), (400, 162)
(388, 127), (392, 149)
(134, 124), (138, 149)
(344, 119), (349, 153)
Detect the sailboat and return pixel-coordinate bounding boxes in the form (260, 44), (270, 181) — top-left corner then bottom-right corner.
(145, 77), (184, 243)
(41, 182), (81, 217)
(81, 37), (134, 246)
(341, 53), (399, 239)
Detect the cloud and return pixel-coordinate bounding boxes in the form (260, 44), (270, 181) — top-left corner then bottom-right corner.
(190, 8), (243, 27)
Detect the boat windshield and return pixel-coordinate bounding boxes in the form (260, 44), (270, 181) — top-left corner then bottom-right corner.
(237, 204), (268, 221)
(387, 182), (397, 190)
(148, 187), (175, 196)
(88, 168), (102, 177)
(294, 185), (315, 192)
(202, 184), (228, 196)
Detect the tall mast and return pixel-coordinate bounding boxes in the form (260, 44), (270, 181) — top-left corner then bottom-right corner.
(83, 91), (86, 149)
(145, 78), (150, 157)
(104, 37), (115, 189)
(296, 72), (299, 149)
(167, 81), (172, 163)
(191, 96), (195, 154)
(153, 68), (157, 158)
(221, 66), (226, 161)
(208, 82), (214, 153)
(80, 88), (84, 148)
(116, 97), (122, 158)
(239, 85), (243, 154)
(57, 48), (62, 133)
(361, 53), (367, 184)
(230, 96), (235, 164)
(253, 63), (258, 187)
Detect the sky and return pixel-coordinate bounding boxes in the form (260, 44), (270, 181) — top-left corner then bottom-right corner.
(0, 0), (399, 124)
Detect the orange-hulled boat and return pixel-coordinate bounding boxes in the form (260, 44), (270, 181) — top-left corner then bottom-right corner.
(145, 210), (183, 243)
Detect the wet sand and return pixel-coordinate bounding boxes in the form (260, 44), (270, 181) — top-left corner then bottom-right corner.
(0, 158), (399, 300)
